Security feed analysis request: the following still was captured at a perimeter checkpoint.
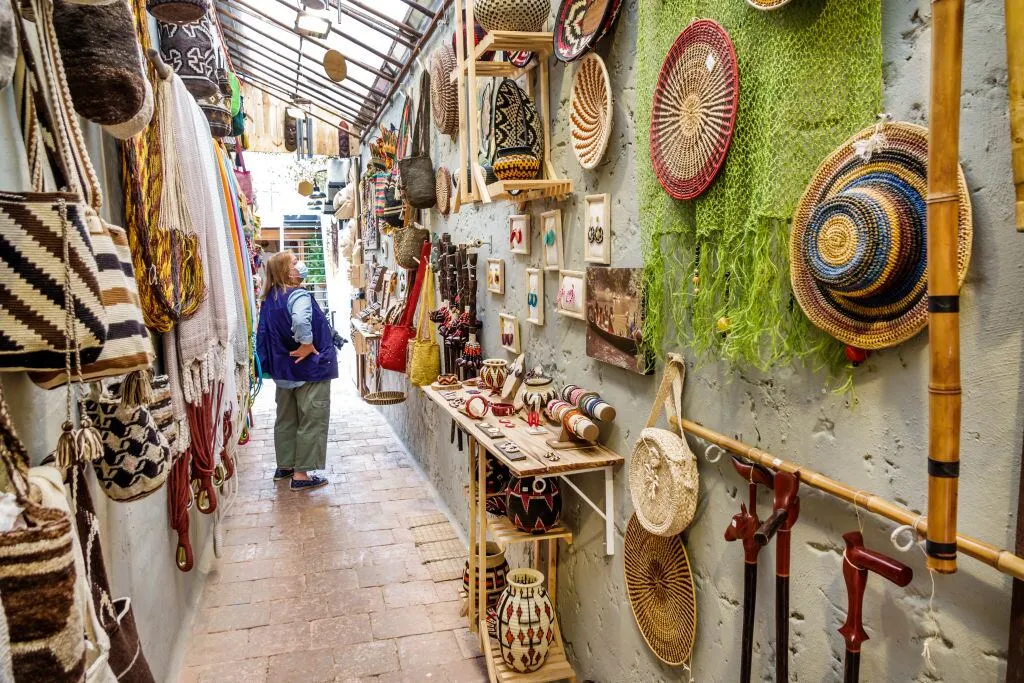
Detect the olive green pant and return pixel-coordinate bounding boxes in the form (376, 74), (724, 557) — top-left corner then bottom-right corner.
(274, 381), (331, 472)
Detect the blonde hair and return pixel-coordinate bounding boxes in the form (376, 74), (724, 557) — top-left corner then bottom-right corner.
(263, 250), (296, 300)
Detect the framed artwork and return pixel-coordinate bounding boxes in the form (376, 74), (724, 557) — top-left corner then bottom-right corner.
(396, 267), (409, 301)
(499, 313), (521, 353)
(585, 267), (653, 374)
(486, 258), (505, 294)
(509, 213), (531, 255)
(541, 209), (563, 272)
(525, 268), (544, 326)
(584, 193), (611, 264)
(555, 270), (586, 320)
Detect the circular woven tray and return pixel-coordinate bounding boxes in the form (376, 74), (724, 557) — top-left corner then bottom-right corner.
(624, 514), (696, 666)
(506, 51), (534, 69)
(649, 20), (739, 200)
(747, 0), (793, 9)
(435, 167), (451, 216)
(570, 54), (612, 170)
(430, 45), (459, 136)
(363, 391), (407, 406)
(323, 49), (347, 82)
(790, 121), (973, 350)
(553, 0), (613, 63)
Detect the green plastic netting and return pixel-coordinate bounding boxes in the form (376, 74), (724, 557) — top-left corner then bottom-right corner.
(636, 0), (882, 373)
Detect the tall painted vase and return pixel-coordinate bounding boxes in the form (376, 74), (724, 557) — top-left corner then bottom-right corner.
(496, 568), (556, 673)
(462, 541), (510, 608)
(505, 476), (562, 534)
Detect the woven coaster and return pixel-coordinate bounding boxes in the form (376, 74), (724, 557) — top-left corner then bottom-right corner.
(417, 538), (465, 563)
(407, 512), (449, 529)
(424, 557), (463, 582)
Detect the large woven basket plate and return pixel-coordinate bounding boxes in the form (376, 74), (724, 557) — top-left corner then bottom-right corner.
(790, 121), (973, 350)
(592, 0), (623, 44)
(624, 514), (696, 666)
(570, 53), (612, 169)
(506, 50), (534, 69)
(436, 167), (452, 216)
(553, 0), (613, 63)
(649, 20), (739, 200)
(748, 0), (792, 9)
(493, 79), (544, 164)
(430, 45), (459, 136)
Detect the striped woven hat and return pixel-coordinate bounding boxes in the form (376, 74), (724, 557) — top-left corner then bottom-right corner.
(790, 121), (972, 350)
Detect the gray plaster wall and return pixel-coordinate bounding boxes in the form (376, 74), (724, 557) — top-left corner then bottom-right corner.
(0, 71), (213, 683)
(369, 1), (1021, 681)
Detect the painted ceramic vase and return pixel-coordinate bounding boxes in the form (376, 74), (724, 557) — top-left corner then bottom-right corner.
(481, 359), (510, 393)
(462, 541), (510, 608)
(486, 454), (511, 515)
(522, 375), (558, 422)
(505, 476), (562, 534)
(496, 568), (556, 673)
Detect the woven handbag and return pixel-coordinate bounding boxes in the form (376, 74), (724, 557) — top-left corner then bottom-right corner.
(398, 70), (436, 209)
(380, 168), (405, 228)
(1, 1), (109, 373)
(409, 262), (440, 387)
(233, 143), (254, 205)
(393, 222), (430, 270)
(629, 354), (698, 536)
(157, 16), (217, 99)
(83, 385), (171, 503)
(0, 385), (86, 683)
(379, 241), (431, 373)
(30, 222), (155, 388)
(146, 0), (208, 25)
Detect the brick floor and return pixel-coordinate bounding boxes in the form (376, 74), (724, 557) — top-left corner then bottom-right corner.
(180, 380), (486, 682)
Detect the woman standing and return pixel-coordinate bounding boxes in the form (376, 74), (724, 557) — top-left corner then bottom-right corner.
(256, 250), (337, 491)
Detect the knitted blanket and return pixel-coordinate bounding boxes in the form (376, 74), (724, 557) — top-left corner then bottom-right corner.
(635, 0), (882, 371)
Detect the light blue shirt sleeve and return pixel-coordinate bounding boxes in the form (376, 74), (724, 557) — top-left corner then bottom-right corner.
(287, 289), (314, 345)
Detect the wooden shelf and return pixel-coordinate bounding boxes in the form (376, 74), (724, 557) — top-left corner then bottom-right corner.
(475, 31), (553, 59)
(451, 59), (536, 84)
(481, 619), (575, 683)
(487, 514), (573, 546)
(485, 179), (574, 203)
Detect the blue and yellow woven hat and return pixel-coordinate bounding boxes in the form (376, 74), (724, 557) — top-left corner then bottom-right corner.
(790, 122), (972, 350)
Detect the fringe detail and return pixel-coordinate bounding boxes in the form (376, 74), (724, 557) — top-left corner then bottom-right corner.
(118, 369), (154, 409)
(75, 416), (104, 464)
(55, 421), (77, 473)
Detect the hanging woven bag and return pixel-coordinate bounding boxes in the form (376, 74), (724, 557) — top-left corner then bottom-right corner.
(409, 261), (440, 387)
(233, 142), (254, 205)
(398, 69), (437, 209)
(393, 222), (430, 270)
(379, 241), (431, 373)
(629, 353), (699, 536)
(157, 15), (217, 99)
(145, 0), (208, 24)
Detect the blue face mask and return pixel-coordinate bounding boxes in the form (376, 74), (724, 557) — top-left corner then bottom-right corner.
(295, 261), (309, 281)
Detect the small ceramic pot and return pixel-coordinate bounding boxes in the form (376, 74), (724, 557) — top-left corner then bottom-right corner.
(463, 541), (510, 608)
(493, 146), (540, 181)
(480, 359), (510, 393)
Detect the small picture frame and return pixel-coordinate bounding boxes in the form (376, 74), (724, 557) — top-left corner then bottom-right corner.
(555, 270), (586, 320)
(486, 258), (505, 294)
(499, 313), (521, 353)
(509, 214), (531, 255)
(525, 268), (544, 326)
(541, 209), (563, 272)
(396, 267), (410, 301)
(584, 193), (611, 265)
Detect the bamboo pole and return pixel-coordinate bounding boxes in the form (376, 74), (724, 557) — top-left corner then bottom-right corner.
(1006, 430), (1024, 681)
(670, 417), (1024, 582)
(1007, 0), (1024, 230)
(925, 0), (966, 574)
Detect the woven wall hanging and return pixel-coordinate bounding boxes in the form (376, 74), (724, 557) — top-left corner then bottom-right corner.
(493, 78), (543, 165)
(475, 0), (550, 33)
(650, 19), (738, 201)
(430, 44), (459, 136)
(570, 53), (612, 170)
(790, 121), (972, 350)
(624, 514), (697, 666)
(553, 0), (613, 63)
(435, 166), (452, 216)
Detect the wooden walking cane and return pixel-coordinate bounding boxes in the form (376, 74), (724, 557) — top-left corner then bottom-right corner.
(1005, 431), (1024, 682)
(725, 457), (775, 683)
(838, 531), (913, 683)
(925, 0), (966, 574)
(1007, 0), (1024, 231)
(754, 471), (800, 682)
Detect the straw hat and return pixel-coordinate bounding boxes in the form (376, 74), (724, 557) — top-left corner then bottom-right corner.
(790, 121), (972, 350)
(323, 49), (347, 82)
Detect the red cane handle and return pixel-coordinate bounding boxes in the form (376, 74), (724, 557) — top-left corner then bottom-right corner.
(843, 531), (913, 586)
(754, 508), (787, 546)
(730, 455), (775, 490)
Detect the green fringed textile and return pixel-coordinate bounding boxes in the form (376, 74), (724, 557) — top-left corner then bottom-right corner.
(636, 0), (882, 372)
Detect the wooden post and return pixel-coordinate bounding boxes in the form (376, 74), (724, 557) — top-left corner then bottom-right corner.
(1006, 434), (1024, 681)
(476, 435), (488, 644)
(467, 438), (479, 633)
(925, 0), (966, 574)
(1007, 0), (1024, 230)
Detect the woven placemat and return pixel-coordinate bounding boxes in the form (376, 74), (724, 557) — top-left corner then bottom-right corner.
(412, 522), (459, 545)
(407, 512), (450, 528)
(424, 557), (463, 582)
(417, 538), (465, 563)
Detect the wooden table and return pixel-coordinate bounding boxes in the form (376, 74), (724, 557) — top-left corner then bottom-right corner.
(421, 384), (624, 683)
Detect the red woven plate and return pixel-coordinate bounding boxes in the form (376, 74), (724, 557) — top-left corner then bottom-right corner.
(649, 20), (739, 200)
(553, 0), (613, 63)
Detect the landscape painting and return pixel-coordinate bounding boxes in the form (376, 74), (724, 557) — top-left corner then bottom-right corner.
(585, 267), (652, 375)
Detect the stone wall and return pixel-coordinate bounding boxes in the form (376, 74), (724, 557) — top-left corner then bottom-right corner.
(368, 2), (1022, 681)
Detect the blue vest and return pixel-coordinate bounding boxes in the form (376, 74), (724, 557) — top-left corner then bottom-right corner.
(256, 287), (338, 383)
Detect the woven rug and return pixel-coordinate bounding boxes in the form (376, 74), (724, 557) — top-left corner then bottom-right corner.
(406, 514), (465, 582)
(635, 0), (882, 373)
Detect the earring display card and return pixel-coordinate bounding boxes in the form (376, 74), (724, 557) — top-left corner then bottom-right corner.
(499, 313), (521, 353)
(525, 268), (544, 326)
(584, 193), (611, 264)
(556, 270), (586, 320)
(541, 209), (563, 272)
(486, 258), (505, 294)
(509, 213), (531, 255)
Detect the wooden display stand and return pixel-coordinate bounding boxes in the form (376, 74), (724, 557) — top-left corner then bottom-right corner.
(452, 0), (574, 205)
(422, 385), (623, 683)
(350, 317), (379, 398)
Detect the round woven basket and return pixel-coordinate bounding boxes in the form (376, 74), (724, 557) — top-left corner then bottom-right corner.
(435, 167), (451, 216)
(747, 0), (792, 9)
(476, 0), (550, 33)
(363, 391), (407, 406)
(430, 45), (459, 136)
(553, 0), (613, 63)
(649, 19), (739, 200)
(624, 514), (696, 666)
(790, 121), (973, 350)
(323, 49), (347, 82)
(629, 427), (698, 536)
(570, 53), (612, 170)
(493, 79), (544, 165)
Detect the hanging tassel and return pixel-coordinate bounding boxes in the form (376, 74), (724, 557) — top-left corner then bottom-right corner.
(56, 421), (78, 473)
(119, 369), (154, 409)
(75, 415), (104, 463)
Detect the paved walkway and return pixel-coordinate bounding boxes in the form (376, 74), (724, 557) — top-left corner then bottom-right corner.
(180, 378), (486, 682)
